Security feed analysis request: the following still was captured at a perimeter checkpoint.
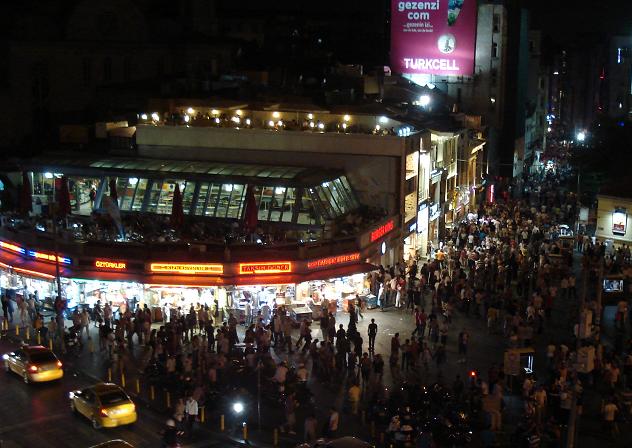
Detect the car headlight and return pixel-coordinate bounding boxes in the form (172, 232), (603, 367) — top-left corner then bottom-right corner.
(2, 354), (8, 360)
(68, 392), (75, 399)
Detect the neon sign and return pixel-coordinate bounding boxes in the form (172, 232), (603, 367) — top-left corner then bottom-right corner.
(370, 219), (395, 242)
(239, 262), (292, 275)
(150, 263), (224, 275)
(28, 250), (72, 265)
(0, 241), (25, 255)
(95, 260), (127, 270)
(307, 253), (361, 270)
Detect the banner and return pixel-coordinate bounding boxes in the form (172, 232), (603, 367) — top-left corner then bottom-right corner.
(391, 0), (478, 76)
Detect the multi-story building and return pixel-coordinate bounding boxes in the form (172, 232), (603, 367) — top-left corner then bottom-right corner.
(524, 30), (549, 173)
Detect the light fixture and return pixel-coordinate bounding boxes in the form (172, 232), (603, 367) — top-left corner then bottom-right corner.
(381, 241), (387, 255)
(307, 113), (314, 120)
(268, 120), (275, 127)
(342, 123), (347, 130)
(187, 107), (194, 114)
(184, 115), (190, 123)
(576, 131), (586, 142)
(317, 122), (325, 130)
(129, 178), (138, 185)
(245, 118), (251, 125)
(343, 114), (350, 122)
(151, 112), (160, 121)
(379, 116), (388, 124)
(233, 402), (244, 414)
(140, 113), (148, 120)
(375, 125), (381, 131)
(44, 172), (53, 179)
(223, 184), (234, 192)
(419, 95), (431, 107)
(275, 187), (286, 195)
(231, 116), (240, 123)
(272, 111), (281, 118)
(547, 127), (552, 132)
(214, 117), (220, 124)
(211, 109), (220, 115)
(236, 109), (243, 116)
(490, 97), (496, 104)
(277, 120), (283, 127)
(309, 121), (315, 128)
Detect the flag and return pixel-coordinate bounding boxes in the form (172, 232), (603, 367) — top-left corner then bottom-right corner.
(242, 185), (258, 233)
(57, 176), (72, 216)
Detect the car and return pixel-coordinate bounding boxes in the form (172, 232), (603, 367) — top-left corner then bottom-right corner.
(70, 383), (137, 429)
(88, 441), (134, 448)
(3, 345), (64, 383)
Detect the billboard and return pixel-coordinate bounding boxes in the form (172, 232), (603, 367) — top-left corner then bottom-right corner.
(390, 0), (478, 76)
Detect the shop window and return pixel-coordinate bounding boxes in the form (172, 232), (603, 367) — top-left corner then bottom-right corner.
(194, 182), (210, 215)
(338, 176), (359, 208)
(145, 180), (164, 212)
(69, 177), (101, 215)
(258, 186), (274, 221)
(227, 184), (245, 218)
(130, 179), (148, 212)
(297, 188), (318, 225)
(314, 186), (337, 218)
(281, 187), (296, 222)
(205, 184), (222, 217)
(155, 179), (187, 215)
(328, 182), (348, 214)
(182, 181), (196, 214)
(215, 184), (232, 218)
(269, 187), (287, 222)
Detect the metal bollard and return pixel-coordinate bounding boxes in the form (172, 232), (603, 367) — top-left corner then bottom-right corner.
(37, 333), (41, 345)
(48, 339), (53, 350)
(150, 385), (155, 400)
(121, 371), (126, 388)
(220, 414), (225, 431)
(273, 428), (279, 446)
(15, 326), (19, 336)
(200, 406), (205, 423)
(107, 368), (112, 382)
(166, 391), (171, 408)
(25, 327), (30, 341)
(135, 379), (140, 394)
(242, 422), (248, 441)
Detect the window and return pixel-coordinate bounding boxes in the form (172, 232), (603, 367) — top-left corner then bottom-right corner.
(194, 183), (210, 215)
(258, 186), (274, 220)
(82, 58), (92, 86)
(103, 57), (112, 82)
(315, 184), (340, 216)
(227, 184), (245, 218)
(130, 179), (148, 211)
(155, 180), (187, 215)
(491, 43), (498, 58)
(297, 188), (318, 225)
(145, 180), (164, 212)
(281, 187), (296, 222)
(205, 184), (221, 217)
(269, 187), (286, 222)
(182, 181), (196, 214)
(492, 14), (500, 33)
(215, 184), (232, 218)
(338, 176), (359, 208)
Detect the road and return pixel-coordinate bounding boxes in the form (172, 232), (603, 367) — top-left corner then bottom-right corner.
(0, 339), (224, 448)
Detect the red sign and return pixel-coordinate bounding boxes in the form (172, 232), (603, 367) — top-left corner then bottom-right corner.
(239, 262), (292, 275)
(95, 260), (127, 270)
(370, 220), (395, 242)
(307, 253), (361, 270)
(390, 0), (478, 76)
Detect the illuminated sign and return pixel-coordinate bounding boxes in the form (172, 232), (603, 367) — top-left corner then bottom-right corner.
(95, 260), (127, 270)
(28, 250), (72, 265)
(390, 0), (477, 76)
(307, 253), (361, 270)
(239, 262), (292, 275)
(0, 241), (25, 255)
(150, 263), (224, 274)
(613, 208), (627, 235)
(370, 220), (395, 242)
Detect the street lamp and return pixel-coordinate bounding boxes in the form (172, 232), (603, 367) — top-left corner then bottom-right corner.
(232, 402), (244, 414)
(419, 95), (431, 107)
(576, 131), (586, 142)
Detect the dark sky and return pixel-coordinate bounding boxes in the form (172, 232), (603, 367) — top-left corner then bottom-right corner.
(529, 0), (632, 42)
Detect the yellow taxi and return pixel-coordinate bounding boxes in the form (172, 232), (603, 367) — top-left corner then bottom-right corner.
(3, 345), (64, 383)
(70, 383), (137, 429)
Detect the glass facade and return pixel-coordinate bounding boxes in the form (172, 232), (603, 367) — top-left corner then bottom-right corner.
(29, 170), (359, 226)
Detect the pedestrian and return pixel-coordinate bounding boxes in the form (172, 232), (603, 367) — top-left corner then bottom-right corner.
(282, 392), (297, 435)
(347, 381), (361, 415)
(390, 333), (400, 367)
(368, 318), (377, 351)
(1, 294), (11, 323)
(602, 399), (619, 438)
(80, 307), (90, 339)
(184, 394), (198, 436)
(323, 407), (339, 438)
(304, 413), (318, 443)
(458, 329), (469, 364)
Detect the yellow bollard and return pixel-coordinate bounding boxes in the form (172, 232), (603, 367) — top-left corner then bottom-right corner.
(15, 325), (19, 336)
(88, 338), (94, 354)
(220, 414), (225, 431)
(200, 406), (205, 423)
(48, 339), (53, 351)
(107, 368), (112, 382)
(121, 371), (126, 388)
(242, 422), (248, 441)
(273, 428), (279, 446)
(150, 385), (155, 400)
(135, 379), (140, 394)
(25, 326), (30, 340)
(37, 333), (41, 345)
(166, 391), (171, 408)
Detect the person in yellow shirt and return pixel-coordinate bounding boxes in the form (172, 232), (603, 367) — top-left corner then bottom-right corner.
(348, 382), (361, 415)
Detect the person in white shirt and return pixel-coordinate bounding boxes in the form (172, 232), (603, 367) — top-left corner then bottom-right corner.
(273, 362), (289, 386)
(325, 407), (339, 438)
(185, 395), (198, 434)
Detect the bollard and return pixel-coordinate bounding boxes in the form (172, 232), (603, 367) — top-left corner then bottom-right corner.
(121, 371), (126, 388)
(15, 326), (19, 336)
(242, 422), (248, 441)
(166, 391), (171, 408)
(135, 379), (140, 394)
(370, 420), (376, 438)
(48, 339), (53, 351)
(37, 333), (41, 345)
(150, 385), (155, 400)
(107, 368), (112, 382)
(25, 327), (30, 341)
(220, 414), (225, 432)
(200, 406), (205, 423)
(273, 428), (279, 446)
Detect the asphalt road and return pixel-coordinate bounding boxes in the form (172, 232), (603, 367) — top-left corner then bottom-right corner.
(0, 339), (223, 448)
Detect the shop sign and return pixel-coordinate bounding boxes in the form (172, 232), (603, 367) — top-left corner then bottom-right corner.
(239, 262), (292, 275)
(613, 208), (627, 235)
(95, 260), (127, 270)
(150, 263), (224, 274)
(417, 203), (429, 233)
(307, 253), (361, 270)
(0, 241), (26, 255)
(28, 250), (72, 265)
(429, 203), (440, 221)
(370, 219), (395, 242)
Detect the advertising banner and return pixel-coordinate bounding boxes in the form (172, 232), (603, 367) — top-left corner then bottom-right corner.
(391, 0), (478, 76)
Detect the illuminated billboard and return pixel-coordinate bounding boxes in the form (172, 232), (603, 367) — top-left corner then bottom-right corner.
(390, 0), (477, 76)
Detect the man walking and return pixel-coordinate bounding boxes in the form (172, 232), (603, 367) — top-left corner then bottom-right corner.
(368, 319), (378, 351)
(458, 328), (469, 364)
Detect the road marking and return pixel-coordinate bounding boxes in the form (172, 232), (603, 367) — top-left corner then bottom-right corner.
(0, 412), (68, 434)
